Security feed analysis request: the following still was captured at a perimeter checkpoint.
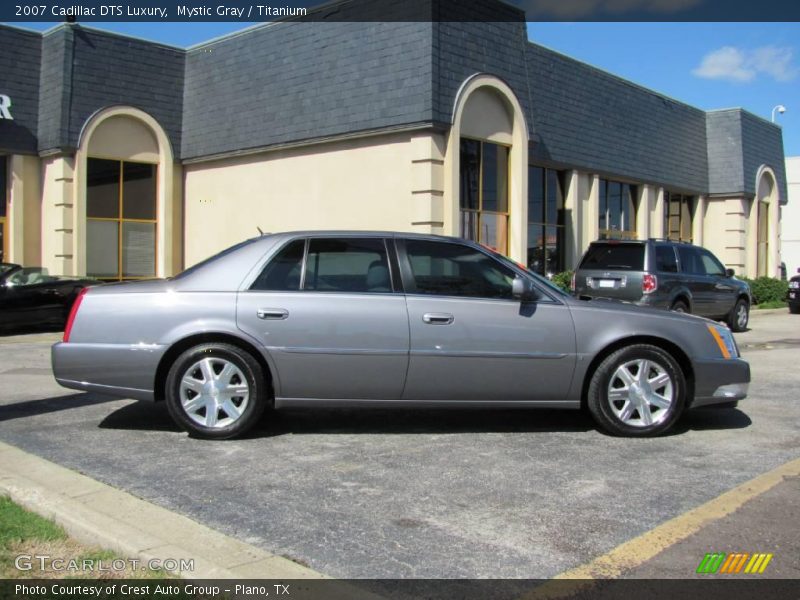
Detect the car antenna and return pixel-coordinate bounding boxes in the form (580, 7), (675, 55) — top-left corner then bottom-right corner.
(256, 226), (264, 235)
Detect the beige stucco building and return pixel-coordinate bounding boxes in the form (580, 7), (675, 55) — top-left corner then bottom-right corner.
(0, 6), (788, 282)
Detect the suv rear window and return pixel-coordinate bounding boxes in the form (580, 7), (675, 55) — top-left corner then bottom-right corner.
(579, 244), (644, 271)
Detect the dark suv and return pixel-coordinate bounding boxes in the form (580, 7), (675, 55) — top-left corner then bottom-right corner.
(573, 239), (751, 331)
(789, 268), (800, 314)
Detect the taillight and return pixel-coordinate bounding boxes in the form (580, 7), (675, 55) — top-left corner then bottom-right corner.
(570, 272), (576, 291)
(63, 287), (90, 342)
(642, 274), (658, 294)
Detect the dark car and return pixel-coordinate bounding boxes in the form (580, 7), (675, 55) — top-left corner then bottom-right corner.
(573, 239), (751, 332)
(0, 263), (96, 332)
(789, 268), (800, 314)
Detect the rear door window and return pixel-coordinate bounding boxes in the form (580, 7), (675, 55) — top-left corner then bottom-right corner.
(304, 238), (392, 293)
(250, 239), (306, 291)
(677, 246), (703, 274)
(655, 246), (678, 273)
(580, 244), (644, 271)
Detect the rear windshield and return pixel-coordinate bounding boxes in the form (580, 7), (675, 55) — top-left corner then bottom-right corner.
(580, 244), (645, 271)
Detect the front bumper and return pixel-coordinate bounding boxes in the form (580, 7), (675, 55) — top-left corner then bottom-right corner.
(690, 357), (751, 408)
(51, 341), (165, 402)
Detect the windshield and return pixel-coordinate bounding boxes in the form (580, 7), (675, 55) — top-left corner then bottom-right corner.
(0, 263), (17, 276)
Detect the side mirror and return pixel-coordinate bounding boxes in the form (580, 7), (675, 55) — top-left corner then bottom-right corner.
(512, 276), (539, 302)
(725, 268), (735, 278)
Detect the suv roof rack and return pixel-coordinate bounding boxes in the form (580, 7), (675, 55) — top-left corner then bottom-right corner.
(647, 238), (693, 244)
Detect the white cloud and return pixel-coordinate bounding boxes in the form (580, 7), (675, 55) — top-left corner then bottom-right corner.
(693, 45), (798, 83)
(520, 0), (702, 18)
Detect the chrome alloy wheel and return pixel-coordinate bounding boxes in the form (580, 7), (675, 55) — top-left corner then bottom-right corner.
(735, 303), (748, 330)
(607, 359), (674, 427)
(179, 357), (250, 428)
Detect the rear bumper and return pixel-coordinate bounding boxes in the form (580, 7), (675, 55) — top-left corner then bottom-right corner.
(690, 357), (751, 408)
(51, 342), (165, 402)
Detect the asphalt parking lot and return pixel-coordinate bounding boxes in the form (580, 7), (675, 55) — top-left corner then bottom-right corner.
(0, 311), (798, 578)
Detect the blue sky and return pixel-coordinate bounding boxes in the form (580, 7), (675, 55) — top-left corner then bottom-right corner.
(13, 21), (800, 156)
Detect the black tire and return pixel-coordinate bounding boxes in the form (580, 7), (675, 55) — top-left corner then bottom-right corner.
(165, 343), (267, 440)
(587, 344), (686, 437)
(790, 303), (800, 315)
(670, 300), (689, 314)
(727, 297), (749, 332)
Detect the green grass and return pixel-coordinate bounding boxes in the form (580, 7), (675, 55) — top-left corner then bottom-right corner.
(0, 496), (172, 580)
(0, 496), (66, 548)
(754, 300), (788, 310)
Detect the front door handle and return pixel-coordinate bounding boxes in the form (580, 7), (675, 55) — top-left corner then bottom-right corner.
(257, 308), (289, 320)
(422, 312), (454, 325)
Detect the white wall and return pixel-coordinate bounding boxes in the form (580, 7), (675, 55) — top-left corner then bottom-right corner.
(783, 157), (800, 275)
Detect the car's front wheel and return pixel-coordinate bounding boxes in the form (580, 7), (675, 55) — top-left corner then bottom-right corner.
(165, 343), (267, 440)
(587, 344), (686, 437)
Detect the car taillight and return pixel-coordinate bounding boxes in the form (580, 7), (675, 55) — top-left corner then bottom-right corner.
(63, 287), (90, 343)
(570, 272), (576, 291)
(642, 274), (658, 294)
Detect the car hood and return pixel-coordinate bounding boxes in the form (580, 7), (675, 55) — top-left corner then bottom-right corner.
(567, 294), (716, 325)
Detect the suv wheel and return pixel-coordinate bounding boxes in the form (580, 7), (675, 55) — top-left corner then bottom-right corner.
(587, 344), (686, 437)
(670, 300), (689, 314)
(727, 298), (749, 332)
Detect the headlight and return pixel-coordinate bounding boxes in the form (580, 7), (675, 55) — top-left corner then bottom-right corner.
(706, 323), (738, 359)
(790, 281), (799, 289)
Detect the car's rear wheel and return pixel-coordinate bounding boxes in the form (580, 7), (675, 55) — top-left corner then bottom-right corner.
(788, 303), (800, 315)
(727, 297), (749, 332)
(587, 344), (686, 437)
(165, 343), (267, 440)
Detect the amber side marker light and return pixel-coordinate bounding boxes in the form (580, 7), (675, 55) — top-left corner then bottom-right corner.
(707, 324), (732, 359)
(63, 287), (90, 343)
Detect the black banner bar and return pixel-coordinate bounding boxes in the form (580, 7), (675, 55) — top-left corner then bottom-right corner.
(3, 0), (800, 23)
(2, 579), (799, 600)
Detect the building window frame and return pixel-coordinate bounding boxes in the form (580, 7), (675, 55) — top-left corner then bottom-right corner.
(664, 191), (694, 242)
(527, 165), (566, 276)
(598, 178), (637, 240)
(757, 199), (769, 277)
(459, 137), (510, 255)
(0, 156), (7, 263)
(86, 157), (158, 281)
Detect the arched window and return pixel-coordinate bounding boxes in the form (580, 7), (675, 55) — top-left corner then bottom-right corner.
(756, 172), (775, 278)
(77, 107), (175, 279)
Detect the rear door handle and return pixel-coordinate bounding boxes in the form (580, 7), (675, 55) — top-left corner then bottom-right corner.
(257, 308), (289, 320)
(422, 312), (454, 325)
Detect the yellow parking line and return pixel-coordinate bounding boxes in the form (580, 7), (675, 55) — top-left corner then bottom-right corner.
(525, 456), (800, 597)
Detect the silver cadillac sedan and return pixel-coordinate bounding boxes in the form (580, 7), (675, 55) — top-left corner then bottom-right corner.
(52, 232), (749, 439)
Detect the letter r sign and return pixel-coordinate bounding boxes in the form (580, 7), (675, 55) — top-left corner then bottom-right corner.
(0, 95), (13, 120)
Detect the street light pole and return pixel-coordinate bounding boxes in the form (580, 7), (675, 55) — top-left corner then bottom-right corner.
(772, 104), (786, 123)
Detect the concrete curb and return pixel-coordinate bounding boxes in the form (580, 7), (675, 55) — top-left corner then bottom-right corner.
(0, 440), (327, 580)
(750, 307), (790, 316)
